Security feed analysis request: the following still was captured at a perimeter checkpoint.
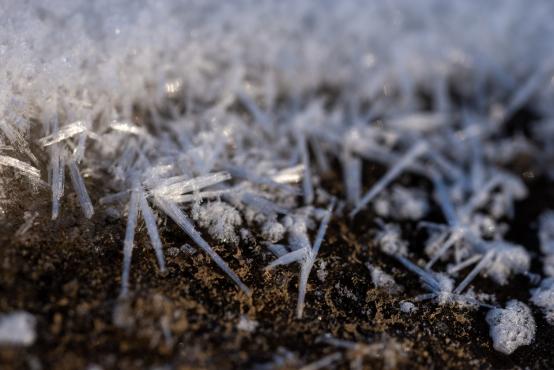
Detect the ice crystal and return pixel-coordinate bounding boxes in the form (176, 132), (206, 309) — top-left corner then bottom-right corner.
(266, 201), (335, 318)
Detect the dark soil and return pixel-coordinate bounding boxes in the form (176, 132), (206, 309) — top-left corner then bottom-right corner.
(1, 167), (554, 370)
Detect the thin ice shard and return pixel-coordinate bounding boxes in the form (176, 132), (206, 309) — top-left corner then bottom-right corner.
(350, 142), (428, 217)
(151, 172), (231, 200)
(311, 201), (335, 256)
(266, 248), (306, 269)
(0, 155), (41, 180)
(154, 196), (250, 294)
(430, 171), (458, 226)
(297, 200), (334, 318)
(267, 243), (289, 257)
(297, 131), (314, 205)
(38, 121), (86, 147)
(311, 139), (330, 173)
(237, 90), (271, 128)
(15, 211), (38, 236)
(501, 65), (552, 125)
(271, 164), (304, 184)
(454, 250), (495, 294)
(139, 191), (166, 272)
(170, 188), (237, 203)
(396, 255), (441, 292)
(50, 144), (65, 220)
(426, 229), (463, 269)
(225, 165), (298, 193)
(73, 132), (88, 162)
(295, 255), (316, 321)
(67, 158), (94, 219)
(447, 254), (482, 274)
(110, 121), (148, 136)
(343, 152), (361, 205)
(120, 187), (140, 296)
(387, 113), (446, 132)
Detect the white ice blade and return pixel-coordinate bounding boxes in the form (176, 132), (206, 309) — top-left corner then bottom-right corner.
(109, 121), (148, 137)
(237, 90), (271, 129)
(154, 196), (250, 294)
(430, 171), (458, 227)
(447, 254), (483, 274)
(271, 164), (304, 184)
(426, 229), (463, 269)
(267, 243), (289, 257)
(120, 188), (141, 297)
(225, 165), (298, 194)
(297, 202), (334, 318)
(0, 155), (41, 180)
(38, 121), (86, 147)
(350, 142), (428, 217)
(343, 152), (361, 205)
(453, 250), (495, 295)
(73, 132), (88, 162)
(67, 159), (94, 219)
(312, 200), (335, 256)
(152, 172), (231, 198)
(297, 131), (314, 205)
(296, 261), (312, 319)
(170, 188), (237, 203)
(396, 255), (440, 292)
(241, 193), (289, 215)
(311, 139), (331, 173)
(387, 113), (446, 132)
(501, 65), (552, 124)
(266, 248), (307, 269)
(50, 144), (65, 220)
(139, 191), (166, 273)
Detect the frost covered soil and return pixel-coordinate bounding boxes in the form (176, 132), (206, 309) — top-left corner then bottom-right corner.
(1, 161), (554, 369)
(3, 0), (554, 369)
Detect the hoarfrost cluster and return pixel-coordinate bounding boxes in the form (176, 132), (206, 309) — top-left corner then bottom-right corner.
(1, 0), (554, 356)
(486, 300), (536, 355)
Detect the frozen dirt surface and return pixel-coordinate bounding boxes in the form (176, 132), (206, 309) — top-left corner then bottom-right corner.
(1, 171), (554, 370)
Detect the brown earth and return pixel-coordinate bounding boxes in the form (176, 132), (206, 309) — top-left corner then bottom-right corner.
(1, 164), (554, 370)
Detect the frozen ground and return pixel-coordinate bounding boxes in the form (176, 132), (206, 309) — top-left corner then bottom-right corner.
(2, 0), (554, 368)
